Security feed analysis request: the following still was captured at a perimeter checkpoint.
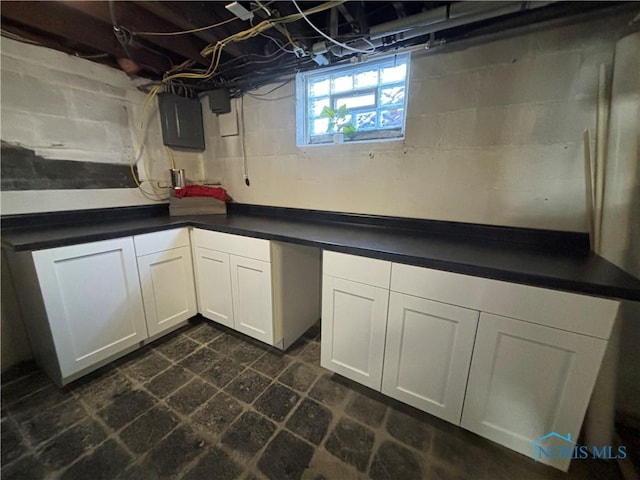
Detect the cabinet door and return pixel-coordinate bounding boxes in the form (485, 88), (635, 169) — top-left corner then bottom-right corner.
(193, 246), (234, 328)
(230, 256), (274, 344)
(461, 313), (607, 471)
(137, 245), (197, 337)
(321, 275), (389, 390)
(382, 293), (478, 424)
(32, 237), (147, 378)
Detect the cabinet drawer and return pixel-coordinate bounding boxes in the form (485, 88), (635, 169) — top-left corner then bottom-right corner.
(134, 228), (190, 257)
(323, 251), (391, 289)
(191, 228), (270, 262)
(391, 263), (619, 339)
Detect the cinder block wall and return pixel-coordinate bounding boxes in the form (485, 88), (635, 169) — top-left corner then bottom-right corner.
(0, 37), (207, 215)
(208, 9), (632, 232)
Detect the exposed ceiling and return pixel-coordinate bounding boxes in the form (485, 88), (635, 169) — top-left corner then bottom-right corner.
(0, 1), (626, 96)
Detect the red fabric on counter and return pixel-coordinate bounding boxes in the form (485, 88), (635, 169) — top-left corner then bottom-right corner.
(174, 185), (231, 201)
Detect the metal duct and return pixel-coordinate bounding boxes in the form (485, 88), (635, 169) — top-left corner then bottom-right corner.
(317, 1), (555, 58)
(369, 6), (447, 39)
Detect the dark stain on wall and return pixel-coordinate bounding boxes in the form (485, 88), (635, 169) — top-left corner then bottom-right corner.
(1, 142), (137, 190)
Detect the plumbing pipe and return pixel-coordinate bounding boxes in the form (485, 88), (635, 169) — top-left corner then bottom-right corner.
(317, 1), (553, 58)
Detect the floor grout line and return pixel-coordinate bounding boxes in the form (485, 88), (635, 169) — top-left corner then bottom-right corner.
(1, 318), (625, 480)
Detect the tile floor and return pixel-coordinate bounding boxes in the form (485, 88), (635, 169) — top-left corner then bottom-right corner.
(1, 317), (624, 480)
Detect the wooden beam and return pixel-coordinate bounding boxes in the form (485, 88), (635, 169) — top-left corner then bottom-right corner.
(1, 21), (82, 57)
(60, 1), (208, 66)
(1, 1), (171, 73)
(135, 1), (264, 58)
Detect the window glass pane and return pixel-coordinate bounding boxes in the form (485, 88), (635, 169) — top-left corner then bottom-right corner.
(380, 108), (404, 128)
(309, 79), (329, 97)
(298, 52), (409, 145)
(380, 86), (405, 105)
(332, 75), (353, 93)
(311, 98), (330, 116)
(356, 111), (377, 130)
(312, 118), (329, 135)
(354, 70), (378, 88)
(334, 93), (376, 110)
(380, 64), (407, 84)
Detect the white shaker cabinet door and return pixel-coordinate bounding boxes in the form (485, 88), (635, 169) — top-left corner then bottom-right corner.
(193, 246), (234, 328)
(461, 312), (607, 471)
(321, 275), (389, 390)
(32, 237), (147, 379)
(230, 255), (274, 344)
(137, 245), (197, 337)
(382, 292), (479, 424)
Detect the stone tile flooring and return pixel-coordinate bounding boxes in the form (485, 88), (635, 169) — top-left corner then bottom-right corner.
(1, 317), (624, 480)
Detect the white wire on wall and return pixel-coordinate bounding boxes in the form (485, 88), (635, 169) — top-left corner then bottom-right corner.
(291, 0), (375, 55)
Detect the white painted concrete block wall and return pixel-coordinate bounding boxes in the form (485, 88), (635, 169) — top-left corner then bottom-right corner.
(207, 12), (631, 231)
(0, 37), (208, 214)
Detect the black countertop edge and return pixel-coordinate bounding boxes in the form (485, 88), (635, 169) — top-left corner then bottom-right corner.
(2, 204), (637, 301)
(227, 203), (590, 254)
(1, 204), (169, 230)
(1, 221), (191, 252)
(1, 202), (589, 255)
(188, 222), (640, 302)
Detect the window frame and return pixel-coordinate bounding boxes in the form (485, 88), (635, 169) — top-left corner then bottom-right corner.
(296, 53), (411, 147)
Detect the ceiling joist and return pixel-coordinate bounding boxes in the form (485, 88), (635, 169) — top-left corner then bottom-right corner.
(60, 1), (209, 67)
(1, 1), (628, 93)
(133, 1), (255, 59)
(1, 1), (172, 73)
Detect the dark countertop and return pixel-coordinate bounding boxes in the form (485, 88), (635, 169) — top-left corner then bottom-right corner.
(2, 204), (639, 302)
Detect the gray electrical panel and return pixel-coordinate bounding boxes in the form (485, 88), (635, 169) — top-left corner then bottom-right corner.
(157, 93), (205, 150)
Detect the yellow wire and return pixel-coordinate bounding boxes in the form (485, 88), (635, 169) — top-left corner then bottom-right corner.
(165, 146), (176, 169)
(162, 1), (344, 83)
(130, 85), (170, 200)
(133, 1), (276, 37)
(131, 0), (344, 199)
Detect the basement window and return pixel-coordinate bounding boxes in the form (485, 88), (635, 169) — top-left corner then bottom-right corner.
(296, 53), (410, 146)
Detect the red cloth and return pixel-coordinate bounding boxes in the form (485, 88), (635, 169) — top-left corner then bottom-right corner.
(174, 185), (231, 202)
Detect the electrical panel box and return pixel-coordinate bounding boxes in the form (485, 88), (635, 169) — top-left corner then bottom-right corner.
(208, 88), (231, 114)
(157, 93), (205, 150)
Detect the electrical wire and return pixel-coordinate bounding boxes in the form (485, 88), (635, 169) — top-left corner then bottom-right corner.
(129, 1), (344, 193)
(136, 17), (237, 37)
(244, 92), (294, 101)
(1, 29), (42, 46)
(165, 146), (177, 169)
(239, 96), (249, 186)
(161, 1), (344, 84)
(291, 0), (375, 54)
(133, 1), (275, 37)
(129, 84), (171, 200)
(251, 17), (295, 54)
(244, 78), (294, 97)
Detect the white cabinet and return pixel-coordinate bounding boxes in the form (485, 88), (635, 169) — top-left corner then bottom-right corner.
(193, 247), (234, 328)
(321, 251), (619, 472)
(230, 255), (273, 344)
(321, 275), (389, 390)
(191, 229), (273, 343)
(135, 228), (197, 338)
(9, 237), (147, 384)
(191, 228), (320, 349)
(461, 313), (607, 471)
(382, 293), (478, 424)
